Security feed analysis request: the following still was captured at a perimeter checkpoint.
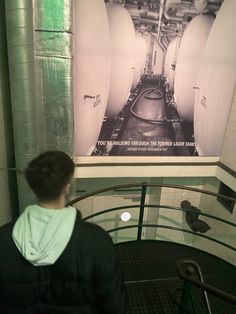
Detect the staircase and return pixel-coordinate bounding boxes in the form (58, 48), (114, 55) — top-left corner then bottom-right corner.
(67, 182), (236, 313)
(116, 240), (236, 313)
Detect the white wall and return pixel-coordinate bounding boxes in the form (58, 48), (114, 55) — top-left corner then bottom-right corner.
(75, 177), (204, 244)
(193, 177), (236, 265)
(74, 156), (218, 178)
(143, 178), (163, 239)
(76, 194), (140, 243)
(75, 176), (236, 265)
(75, 177), (152, 242)
(0, 103), (12, 226)
(220, 86), (236, 172)
(155, 177), (203, 244)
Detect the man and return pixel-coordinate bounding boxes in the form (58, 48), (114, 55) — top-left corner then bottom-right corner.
(181, 200), (211, 233)
(0, 151), (126, 313)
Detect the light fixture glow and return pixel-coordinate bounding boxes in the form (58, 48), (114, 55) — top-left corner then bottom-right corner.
(120, 211), (131, 222)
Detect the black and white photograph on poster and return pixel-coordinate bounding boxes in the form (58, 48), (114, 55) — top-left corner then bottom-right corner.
(73, 0), (236, 157)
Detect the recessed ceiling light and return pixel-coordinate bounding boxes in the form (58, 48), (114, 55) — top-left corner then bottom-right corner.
(120, 211), (131, 222)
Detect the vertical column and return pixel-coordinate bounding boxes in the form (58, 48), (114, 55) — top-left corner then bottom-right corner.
(5, 0), (39, 210)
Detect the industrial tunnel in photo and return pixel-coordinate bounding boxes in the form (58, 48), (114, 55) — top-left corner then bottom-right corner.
(73, 0), (236, 157)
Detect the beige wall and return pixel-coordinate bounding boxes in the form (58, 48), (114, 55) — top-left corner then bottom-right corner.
(75, 177), (152, 242)
(75, 176), (236, 266)
(155, 177), (203, 244)
(194, 177), (236, 265)
(0, 103), (12, 226)
(75, 177), (205, 244)
(77, 194), (140, 243)
(220, 86), (236, 172)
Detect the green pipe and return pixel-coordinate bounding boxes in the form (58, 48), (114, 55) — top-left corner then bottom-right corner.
(5, 0), (40, 210)
(0, 1), (19, 218)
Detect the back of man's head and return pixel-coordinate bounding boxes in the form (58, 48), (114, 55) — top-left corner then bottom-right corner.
(25, 151), (75, 202)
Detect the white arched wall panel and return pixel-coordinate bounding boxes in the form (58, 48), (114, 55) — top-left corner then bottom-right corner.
(220, 87), (236, 171)
(105, 3), (136, 119)
(194, 0), (236, 156)
(74, 0), (110, 155)
(174, 15), (214, 121)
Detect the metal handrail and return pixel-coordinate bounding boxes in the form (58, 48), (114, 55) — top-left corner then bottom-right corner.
(137, 183), (147, 240)
(82, 205), (236, 251)
(189, 261), (212, 314)
(67, 182), (236, 206)
(106, 224), (236, 252)
(178, 259), (212, 314)
(82, 204), (236, 228)
(68, 182), (236, 251)
(177, 259), (236, 306)
(68, 182), (236, 309)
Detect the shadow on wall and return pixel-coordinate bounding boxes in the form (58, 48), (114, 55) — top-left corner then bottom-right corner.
(181, 200), (211, 233)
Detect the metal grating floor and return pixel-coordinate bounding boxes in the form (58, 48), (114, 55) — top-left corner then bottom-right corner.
(116, 240), (236, 314)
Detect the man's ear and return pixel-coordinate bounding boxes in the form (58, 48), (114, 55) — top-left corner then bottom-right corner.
(63, 183), (71, 196)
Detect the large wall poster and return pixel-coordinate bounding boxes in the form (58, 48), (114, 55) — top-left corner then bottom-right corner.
(73, 0), (236, 158)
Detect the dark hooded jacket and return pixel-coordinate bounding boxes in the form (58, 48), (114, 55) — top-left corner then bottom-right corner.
(0, 211), (126, 314)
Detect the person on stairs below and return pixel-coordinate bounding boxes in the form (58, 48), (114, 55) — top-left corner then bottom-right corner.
(0, 150), (127, 314)
(181, 200), (211, 234)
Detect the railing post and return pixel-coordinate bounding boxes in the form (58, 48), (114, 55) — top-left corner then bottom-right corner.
(137, 182), (147, 240)
(177, 260), (212, 314)
(179, 280), (196, 314)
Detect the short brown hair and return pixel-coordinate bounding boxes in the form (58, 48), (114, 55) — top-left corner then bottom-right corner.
(25, 151), (74, 202)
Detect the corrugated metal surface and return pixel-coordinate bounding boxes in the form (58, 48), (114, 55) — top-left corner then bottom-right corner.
(34, 0), (73, 153)
(4, 0), (73, 210)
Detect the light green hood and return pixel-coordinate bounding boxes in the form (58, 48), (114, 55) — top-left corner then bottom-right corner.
(12, 205), (76, 266)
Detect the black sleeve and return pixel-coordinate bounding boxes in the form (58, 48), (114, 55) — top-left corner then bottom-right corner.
(93, 229), (127, 314)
